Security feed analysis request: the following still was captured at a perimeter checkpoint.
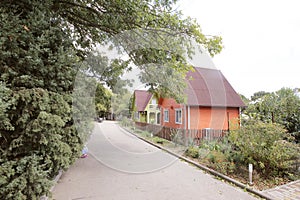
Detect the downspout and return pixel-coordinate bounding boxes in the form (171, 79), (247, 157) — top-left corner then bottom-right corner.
(183, 104), (186, 130)
(187, 105), (191, 129)
(183, 104), (186, 145)
(239, 107), (242, 127)
(227, 111), (230, 132)
(187, 105), (191, 145)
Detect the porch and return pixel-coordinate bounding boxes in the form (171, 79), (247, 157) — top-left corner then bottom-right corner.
(135, 104), (161, 124)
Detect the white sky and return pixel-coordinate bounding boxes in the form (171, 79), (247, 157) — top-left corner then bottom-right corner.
(178, 0), (300, 98)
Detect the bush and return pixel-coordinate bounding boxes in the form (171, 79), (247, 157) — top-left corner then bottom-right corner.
(215, 161), (236, 175)
(185, 146), (199, 158)
(206, 150), (226, 163)
(229, 120), (300, 176)
(120, 117), (133, 127)
(152, 136), (166, 144)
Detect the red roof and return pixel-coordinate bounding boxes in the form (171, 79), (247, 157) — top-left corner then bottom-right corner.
(134, 90), (153, 111)
(134, 67), (245, 108)
(186, 67), (245, 107)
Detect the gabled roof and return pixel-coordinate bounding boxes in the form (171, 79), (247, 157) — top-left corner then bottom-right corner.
(186, 67), (245, 107)
(134, 90), (153, 111)
(133, 67), (245, 108)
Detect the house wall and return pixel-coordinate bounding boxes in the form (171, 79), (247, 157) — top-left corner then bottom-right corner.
(160, 98), (184, 129)
(133, 93), (161, 124)
(159, 97), (240, 130)
(189, 106), (240, 130)
(228, 107), (240, 129)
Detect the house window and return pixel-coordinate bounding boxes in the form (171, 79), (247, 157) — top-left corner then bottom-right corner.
(134, 111), (139, 120)
(164, 109), (169, 122)
(151, 98), (157, 105)
(175, 109), (182, 124)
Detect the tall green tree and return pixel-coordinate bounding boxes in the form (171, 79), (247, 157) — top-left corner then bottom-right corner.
(0, 2), (80, 199)
(95, 83), (112, 117)
(244, 88), (300, 143)
(111, 90), (133, 118)
(83, 52), (130, 88)
(0, 0), (222, 198)
(250, 91), (270, 101)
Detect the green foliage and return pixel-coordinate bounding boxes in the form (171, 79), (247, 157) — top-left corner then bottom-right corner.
(0, 1), (84, 198)
(112, 90), (133, 118)
(170, 129), (185, 145)
(197, 139), (237, 174)
(215, 161), (236, 175)
(0, 83), (14, 132)
(250, 91), (270, 102)
(0, 155), (52, 200)
(229, 120), (299, 176)
(244, 88), (300, 143)
(206, 150), (226, 163)
(185, 146), (199, 158)
(141, 63), (189, 103)
(152, 136), (166, 144)
(84, 53), (130, 89)
(203, 149), (235, 174)
(200, 138), (233, 159)
(95, 83), (112, 117)
(1, 0), (223, 198)
(120, 117), (133, 128)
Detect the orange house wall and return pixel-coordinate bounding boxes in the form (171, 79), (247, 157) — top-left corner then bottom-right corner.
(160, 98), (240, 130)
(189, 107), (240, 130)
(160, 98), (184, 129)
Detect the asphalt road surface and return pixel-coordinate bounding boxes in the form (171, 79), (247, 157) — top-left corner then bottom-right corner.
(52, 121), (258, 200)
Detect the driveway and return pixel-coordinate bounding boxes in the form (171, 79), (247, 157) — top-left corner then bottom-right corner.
(52, 121), (258, 200)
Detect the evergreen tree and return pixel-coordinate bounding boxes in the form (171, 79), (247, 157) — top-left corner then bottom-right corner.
(0, 0), (222, 198)
(0, 2), (81, 199)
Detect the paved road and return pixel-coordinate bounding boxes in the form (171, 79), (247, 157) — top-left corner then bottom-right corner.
(52, 121), (258, 200)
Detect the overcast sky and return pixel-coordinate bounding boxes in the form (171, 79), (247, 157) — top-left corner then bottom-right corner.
(178, 0), (300, 98)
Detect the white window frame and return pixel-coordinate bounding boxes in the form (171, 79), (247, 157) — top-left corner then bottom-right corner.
(135, 111), (140, 120)
(164, 109), (169, 122)
(175, 109), (182, 124)
(151, 98), (157, 105)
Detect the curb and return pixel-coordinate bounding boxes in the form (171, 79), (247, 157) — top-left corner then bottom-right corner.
(119, 125), (274, 200)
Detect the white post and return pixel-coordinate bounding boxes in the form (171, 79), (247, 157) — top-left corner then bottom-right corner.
(249, 164), (253, 185)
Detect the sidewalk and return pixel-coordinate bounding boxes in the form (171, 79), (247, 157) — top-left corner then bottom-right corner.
(52, 154), (119, 200)
(262, 180), (300, 200)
